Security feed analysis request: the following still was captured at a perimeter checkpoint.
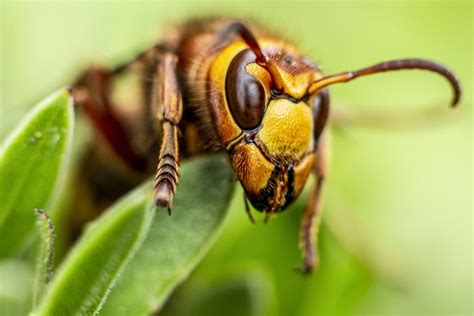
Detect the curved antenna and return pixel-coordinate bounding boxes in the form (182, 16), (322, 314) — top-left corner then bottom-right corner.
(307, 59), (461, 107)
(220, 22), (284, 93)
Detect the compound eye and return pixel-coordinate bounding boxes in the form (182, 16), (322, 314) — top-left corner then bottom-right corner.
(226, 49), (266, 130)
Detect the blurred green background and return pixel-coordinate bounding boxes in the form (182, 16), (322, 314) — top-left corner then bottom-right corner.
(1, 1), (472, 315)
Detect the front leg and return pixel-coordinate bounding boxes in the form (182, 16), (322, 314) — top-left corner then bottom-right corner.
(150, 52), (183, 211)
(73, 66), (147, 172)
(299, 133), (330, 273)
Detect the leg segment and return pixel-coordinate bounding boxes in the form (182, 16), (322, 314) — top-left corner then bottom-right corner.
(243, 193), (256, 224)
(73, 66), (146, 171)
(300, 176), (324, 273)
(112, 43), (168, 75)
(299, 133), (330, 273)
(150, 52), (183, 209)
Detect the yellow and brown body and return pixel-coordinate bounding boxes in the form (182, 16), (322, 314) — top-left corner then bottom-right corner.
(73, 17), (460, 272)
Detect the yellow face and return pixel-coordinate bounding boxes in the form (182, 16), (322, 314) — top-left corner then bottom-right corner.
(208, 39), (324, 213)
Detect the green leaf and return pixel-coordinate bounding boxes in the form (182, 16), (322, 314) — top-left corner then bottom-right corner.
(36, 155), (234, 316)
(35, 181), (156, 315)
(0, 259), (34, 316)
(0, 88), (74, 258)
(101, 155), (235, 315)
(32, 209), (56, 308)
